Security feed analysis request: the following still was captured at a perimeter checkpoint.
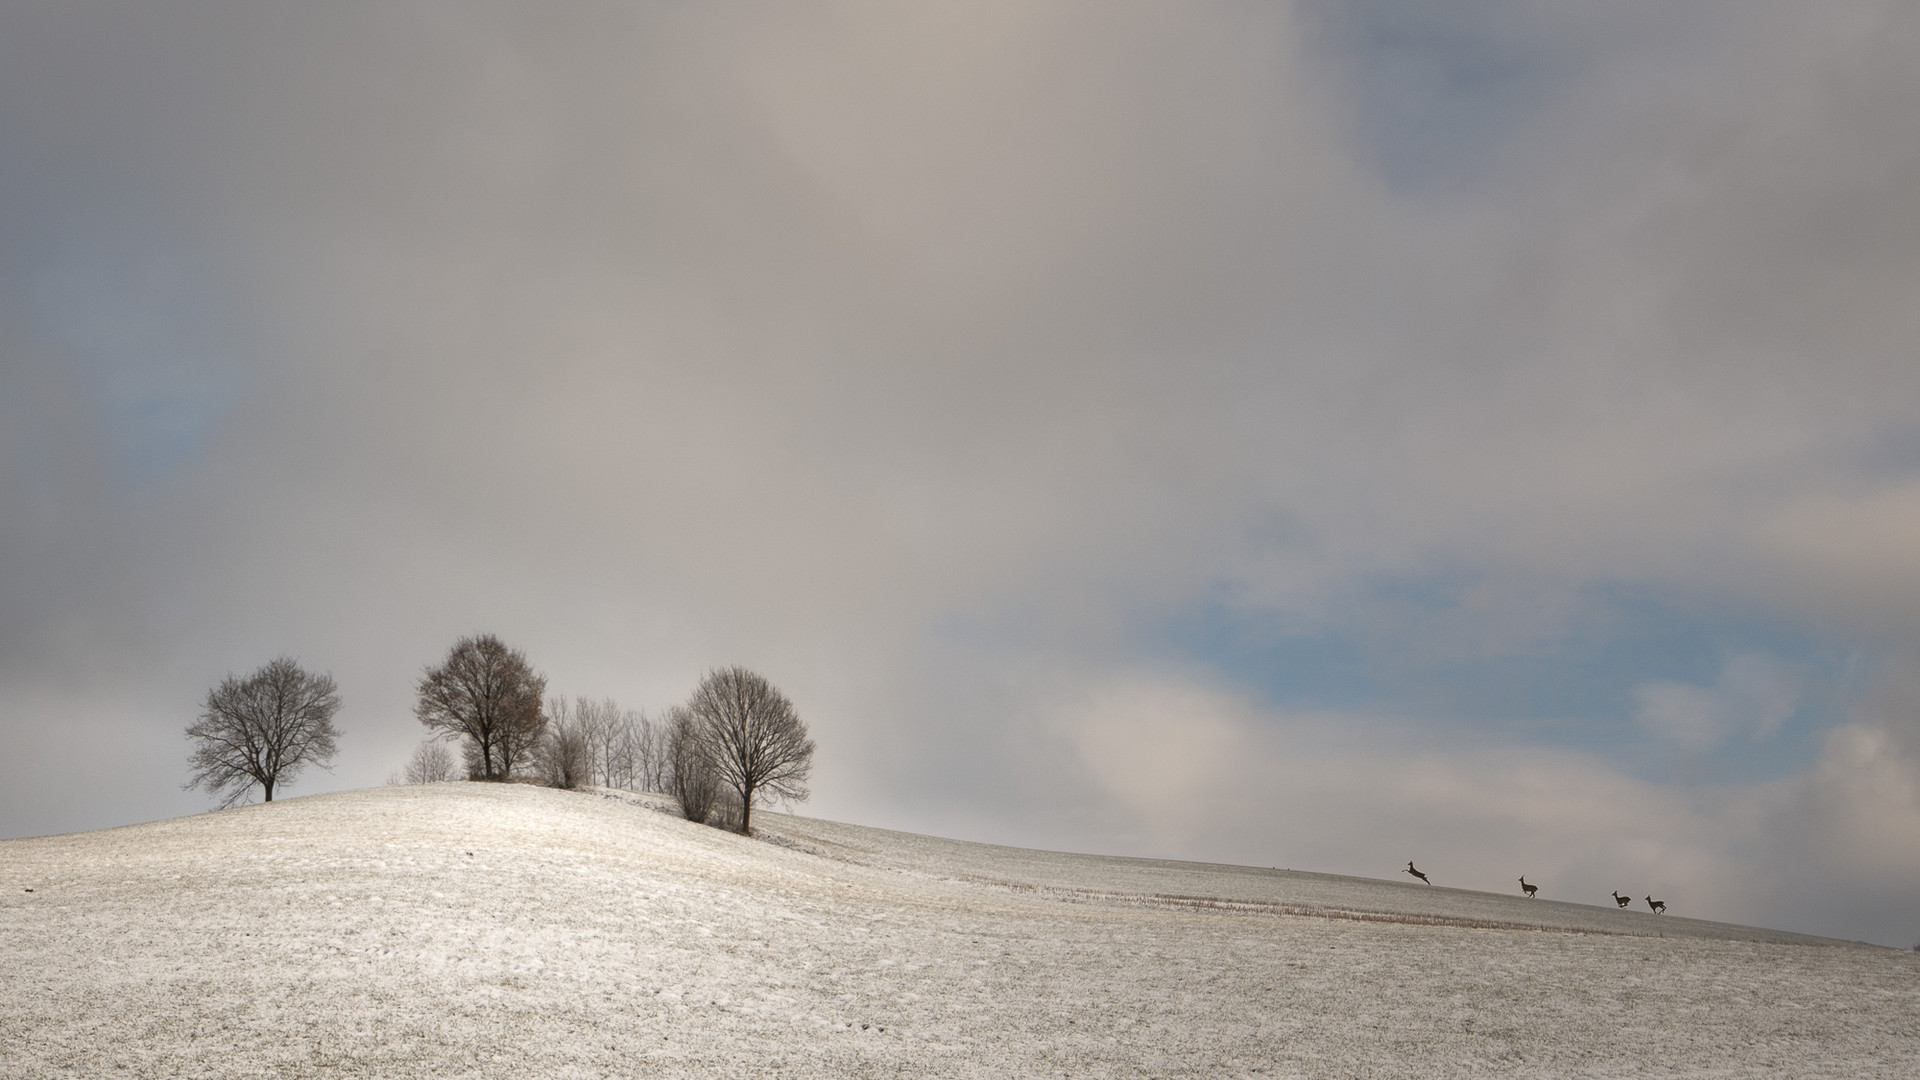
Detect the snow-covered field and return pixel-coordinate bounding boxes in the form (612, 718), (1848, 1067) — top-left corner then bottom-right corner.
(3, 784), (1915, 1078)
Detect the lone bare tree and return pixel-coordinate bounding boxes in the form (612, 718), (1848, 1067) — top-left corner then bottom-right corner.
(401, 739), (458, 784)
(414, 634), (547, 780)
(184, 657), (341, 807)
(686, 666), (814, 834)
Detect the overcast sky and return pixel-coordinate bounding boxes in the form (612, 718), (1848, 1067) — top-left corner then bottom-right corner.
(4, 1), (1919, 946)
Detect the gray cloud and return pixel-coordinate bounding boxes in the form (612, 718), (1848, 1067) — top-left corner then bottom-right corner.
(3, 2), (1918, 942)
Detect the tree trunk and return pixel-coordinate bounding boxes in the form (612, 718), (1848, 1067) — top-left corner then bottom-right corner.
(263, 777), (275, 802)
(738, 781), (754, 834)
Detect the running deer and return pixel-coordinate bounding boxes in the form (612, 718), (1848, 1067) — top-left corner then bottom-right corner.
(1645, 896), (1667, 914)
(1404, 861), (1432, 885)
(1612, 891), (1631, 908)
(1518, 875), (1538, 898)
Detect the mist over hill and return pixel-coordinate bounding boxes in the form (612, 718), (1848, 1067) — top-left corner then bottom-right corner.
(4, 784), (1915, 1077)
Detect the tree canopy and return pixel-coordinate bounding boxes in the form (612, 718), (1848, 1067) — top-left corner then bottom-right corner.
(185, 657), (342, 806)
(414, 634), (547, 780)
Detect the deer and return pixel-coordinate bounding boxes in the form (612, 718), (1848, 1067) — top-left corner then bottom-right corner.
(1518, 875), (1537, 898)
(1645, 896), (1666, 914)
(1404, 861), (1432, 885)
(1612, 891), (1631, 908)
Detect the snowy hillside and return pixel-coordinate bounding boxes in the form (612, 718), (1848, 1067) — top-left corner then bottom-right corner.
(4, 783), (1915, 1078)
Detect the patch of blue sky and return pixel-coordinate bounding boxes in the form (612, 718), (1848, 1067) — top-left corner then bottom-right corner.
(1850, 424), (1920, 481)
(28, 238), (240, 490)
(1297, 0), (1582, 196)
(104, 383), (236, 486)
(1159, 575), (1860, 785)
(1160, 595), (1382, 711)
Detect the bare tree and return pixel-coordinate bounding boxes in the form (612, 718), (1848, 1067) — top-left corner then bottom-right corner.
(632, 710), (669, 793)
(537, 695), (590, 789)
(605, 707), (642, 789)
(184, 657), (341, 807)
(666, 704), (720, 823)
(685, 666), (813, 834)
(402, 739), (458, 784)
(581, 698), (633, 789)
(414, 634), (547, 780)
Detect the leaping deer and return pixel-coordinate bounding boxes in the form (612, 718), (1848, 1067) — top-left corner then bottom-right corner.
(1612, 891), (1631, 908)
(1404, 861), (1432, 885)
(1518, 875), (1538, 898)
(1645, 896), (1666, 914)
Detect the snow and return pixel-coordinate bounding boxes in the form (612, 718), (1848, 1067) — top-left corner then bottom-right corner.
(3, 783), (1916, 1078)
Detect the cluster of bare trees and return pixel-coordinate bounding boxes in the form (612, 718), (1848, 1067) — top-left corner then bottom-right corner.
(186, 635), (816, 837)
(526, 669), (815, 836)
(396, 633), (666, 792)
(399, 638), (813, 834)
(536, 695), (671, 793)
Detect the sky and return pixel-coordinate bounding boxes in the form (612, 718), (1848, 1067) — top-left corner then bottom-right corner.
(3, 1), (1919, 947)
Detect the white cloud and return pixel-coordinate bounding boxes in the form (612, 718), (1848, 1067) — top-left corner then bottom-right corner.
(1633, 654), (1799, 750)
(1067, 675), (1253, 845)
